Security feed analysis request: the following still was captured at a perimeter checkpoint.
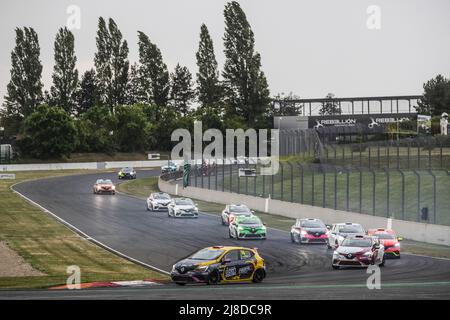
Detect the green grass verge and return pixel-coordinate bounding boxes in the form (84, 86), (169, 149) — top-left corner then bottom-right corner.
(0, 170), (168, 289)
(117, 176), (450, 259)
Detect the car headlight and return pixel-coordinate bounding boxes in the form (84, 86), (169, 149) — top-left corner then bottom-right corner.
(333, 251), (339, 257)
(111, 186), (115, 190)
(195, 265), (209, 272)
(394, 243), (400, 247)
(238, 226), (244, 231)
(363, 251), (373, 257)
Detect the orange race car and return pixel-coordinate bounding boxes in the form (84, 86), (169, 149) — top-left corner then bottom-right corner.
(367, 228), (402, 258)
(93, 179), (116, 195)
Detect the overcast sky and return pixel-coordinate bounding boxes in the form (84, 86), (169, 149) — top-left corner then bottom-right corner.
(1, 0), (450, 106)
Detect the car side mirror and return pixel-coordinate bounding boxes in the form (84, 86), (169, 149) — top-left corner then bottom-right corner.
(263, 223), (267, 226)
(221, 258), (231, 264)
(326, 225), (331, 230)
(397, 237), (403, 241)
(251, 210), (255, 213)
(195, 203), (199, 207)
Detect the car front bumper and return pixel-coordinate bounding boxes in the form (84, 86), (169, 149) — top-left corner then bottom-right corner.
(332, 256), (373, 267)
(171, 271), (209, 284)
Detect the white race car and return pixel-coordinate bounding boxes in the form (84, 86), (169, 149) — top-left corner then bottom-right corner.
(168, 198), (199, 218)
(221, 204), (254, 225)
(327, 222), (365, 249)
(332, 234), (385, 269)
(146, 192), (171, 211)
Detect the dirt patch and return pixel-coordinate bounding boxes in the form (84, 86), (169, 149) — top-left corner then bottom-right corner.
(0, 241), (45, 277)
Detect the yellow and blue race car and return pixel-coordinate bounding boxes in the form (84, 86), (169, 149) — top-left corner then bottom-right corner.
(171, 246), (266, 285)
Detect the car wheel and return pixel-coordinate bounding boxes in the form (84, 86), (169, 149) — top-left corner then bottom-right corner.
(290, 233), (295, 243)
(252, 268), (265, 283)
(175, 282), (186, 286)
(332, 265), (340, 270)
(228, 229), (233, 239)
(326, 240), (332, 249)
(221, 217), (225, 225)
(207, 270), (220, 285)
(168, 210), (171, 217)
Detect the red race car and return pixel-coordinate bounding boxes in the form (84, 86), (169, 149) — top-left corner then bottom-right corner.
(367, 228), (402, 258)
(93, 179), (116, 195)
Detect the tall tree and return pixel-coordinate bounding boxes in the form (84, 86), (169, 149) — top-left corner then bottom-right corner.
(49, 27), (78, 114)
(3, 27), (43, 119)
(196, 24), (222, 108)
(416, 74), (450, 116)
(170, 64), (195, 115)
(126, 63), (145, 105)
(76, 69), (98, 115)
(137, 31), (170, 107)
(222, 1), (270, 127)
(94, 17), (129, 111)
(319, 93), (341, 115)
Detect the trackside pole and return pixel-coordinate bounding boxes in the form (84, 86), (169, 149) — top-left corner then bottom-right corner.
(265, 196), (270, 213)
(175, 183), (178, 195)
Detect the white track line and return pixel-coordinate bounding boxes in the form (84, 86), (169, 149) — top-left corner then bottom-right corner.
(10, 181), (170, 275)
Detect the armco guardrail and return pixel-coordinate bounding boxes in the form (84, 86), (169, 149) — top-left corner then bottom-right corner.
(1, 160), (183, 172)
(159, 176), (450, 246)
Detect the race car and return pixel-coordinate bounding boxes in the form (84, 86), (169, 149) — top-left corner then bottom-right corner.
(327, 222), (365, 249)
(118, 167), (136, 179)
(332, 234), (385, 269)
(170, 246), (266, 285)
(167, 198), (199, 218)
(229, 215), (266, 240)
(221, 204), (254, 225)
(367, 228), (402, 258)
(93, 179), (116, 195)
(146, 192), (171, 211)
(161, 161), (178, 174)
(290, 218), (328, 244)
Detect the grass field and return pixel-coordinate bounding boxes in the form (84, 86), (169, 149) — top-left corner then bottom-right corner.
(0, 170), (167, 289)
(118, 176), (450, 259)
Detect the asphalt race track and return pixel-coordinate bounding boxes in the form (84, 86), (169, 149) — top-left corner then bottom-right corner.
(2, 170), (450, 299)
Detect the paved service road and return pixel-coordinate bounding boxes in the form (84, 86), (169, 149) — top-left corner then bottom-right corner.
(3, 170), (450, 299)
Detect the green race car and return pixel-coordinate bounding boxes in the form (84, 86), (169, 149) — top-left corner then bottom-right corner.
(229, 215), (267, 240)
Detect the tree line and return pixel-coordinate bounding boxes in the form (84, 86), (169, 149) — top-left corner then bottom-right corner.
(0, 1), (272, 159)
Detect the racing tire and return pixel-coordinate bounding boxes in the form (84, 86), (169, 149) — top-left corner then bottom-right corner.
(175, 282), (186, 286)
(207, 270), (220, 285)
(221, 217), (225, 225)
(332, 265), (340, 270)
(168, 210), (171, 217)
(290, 233), (295, 243)
(228, 229), (233, 239)
(379, 257), (385, 267)
(252, 268), (265, 283)
(326, 240), (332, 249)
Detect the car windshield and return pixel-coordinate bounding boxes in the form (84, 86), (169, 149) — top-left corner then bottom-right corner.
(239, 217), (262, 225)
(97, 179), (112, 184)
(341, 238), (372, 247)
(175, 199), (194, 205)
(374, 233), (395, 239)
(122, 167), (133, 172)
(190, 248), (224, 260)
(338, 225), (364, 233)
(301, 220), (325, 228)
(229, 205), (250, 213)
(154, 193), (170, 200)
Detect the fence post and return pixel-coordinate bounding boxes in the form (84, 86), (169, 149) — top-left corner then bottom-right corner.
(322, 164), (326, 208)
(298, 162), (304, 204)
(383, 168), (390, 217)
(311, 165), (315, 206)
(262, 173), (265, 198)
(230, 162), (233, 192)
(287, 162), (294, 202)
(397, 168), (405, 220)
(370, 167), (376, 215)
(356, 166), (362, 213)
(194, 163), (198, 187)
(253, 163), (257, 196)
(377, 143), (381, 168)
(417, 139), (421, 169)
(428, 170), (437, 224)
(386, 141), (390, 169)
(396, 140), (400, 169)
(413, 170), (420, 222)
(407, 139), (411, 169)
(333, 166), (338, 210)
(280, 162), (284, 201)
(345, 167), (350, 211)
(222, 160), (225, 192)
